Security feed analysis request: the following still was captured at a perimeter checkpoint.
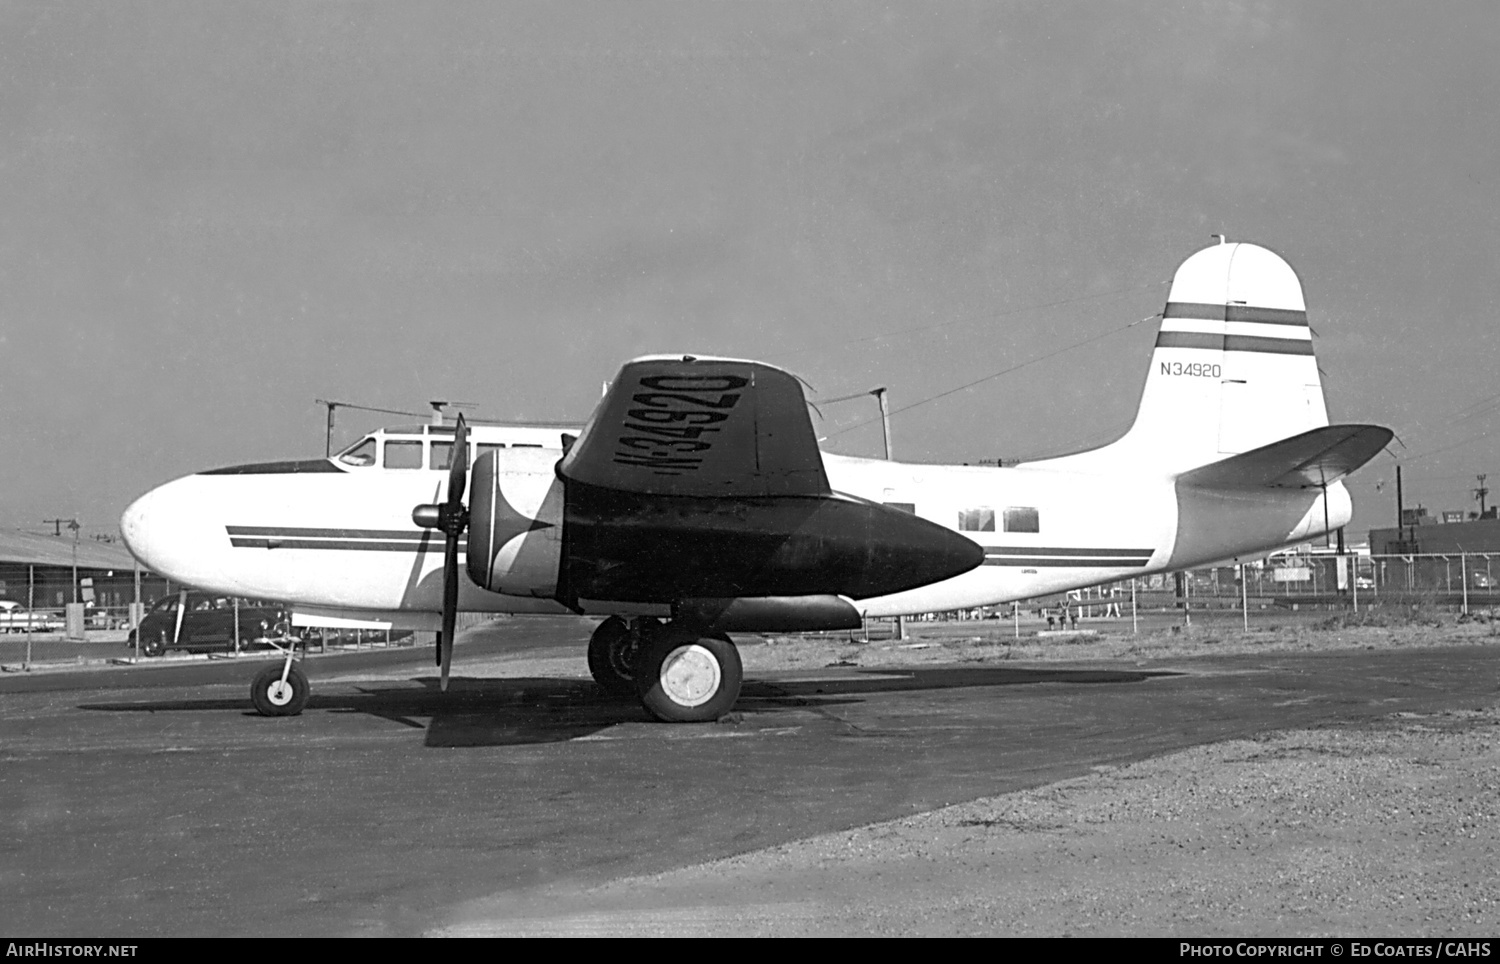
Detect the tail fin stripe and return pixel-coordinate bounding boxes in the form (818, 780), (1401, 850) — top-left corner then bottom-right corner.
(1224, 335), (1315, 355)
(1226, 305), (1307, 326)
(1155, 331), (1225, 350)
(1154, 331), (1315, 355)
(1164, 302), (1308, 326)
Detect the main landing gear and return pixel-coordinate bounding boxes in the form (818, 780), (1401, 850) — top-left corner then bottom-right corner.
(245, 618), (742, 724)
(587, 617), (744, 723)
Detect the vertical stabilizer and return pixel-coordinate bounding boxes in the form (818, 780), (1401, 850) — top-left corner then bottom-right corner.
(1117, 242), (1328, 473)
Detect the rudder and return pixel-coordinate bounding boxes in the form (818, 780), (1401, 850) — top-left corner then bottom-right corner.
(1120, 241), (1328, 473)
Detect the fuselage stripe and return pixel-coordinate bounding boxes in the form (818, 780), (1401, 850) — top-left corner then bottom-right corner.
(982, 557), (1151, 568)
(230, 537), (463, 552)
(983, 546), (1154, 557)
(228, 525), (430, 539)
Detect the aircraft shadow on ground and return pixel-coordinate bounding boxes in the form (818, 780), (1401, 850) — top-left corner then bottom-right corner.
(78, 666), (1179, 747)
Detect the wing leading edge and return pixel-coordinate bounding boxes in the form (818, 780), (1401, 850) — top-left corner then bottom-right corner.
(1177, 424), (1393, 490)
(559, 355), (829, 497)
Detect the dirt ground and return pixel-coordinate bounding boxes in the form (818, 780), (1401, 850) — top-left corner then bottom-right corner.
(742, 611), (1500, 673)
(441, 618), (1500, 937)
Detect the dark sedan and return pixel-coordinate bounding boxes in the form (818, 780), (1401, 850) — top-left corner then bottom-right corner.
(127, 591), (294, 657)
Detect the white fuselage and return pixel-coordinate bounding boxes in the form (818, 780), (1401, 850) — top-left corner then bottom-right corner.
(120, 426), (1350, 626)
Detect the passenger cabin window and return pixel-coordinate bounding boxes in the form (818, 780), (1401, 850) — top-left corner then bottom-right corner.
(431, 441), (458, 471)
(337, 439), (376, 467)
(958, 508), (995, 532)
(1003, 507), (1040, 533)
(383, 440), (424, 470)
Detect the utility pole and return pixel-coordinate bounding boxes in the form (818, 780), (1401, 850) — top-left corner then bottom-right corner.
(42, 518), (76, 538)
(868, 387), (907, 641)
(1476, 474), (1490, 517)
(871, 387), (893, 461)
(1395, 464), (1406, 547)
(43, 519), (80, 604)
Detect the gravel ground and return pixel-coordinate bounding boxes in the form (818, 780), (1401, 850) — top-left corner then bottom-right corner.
(440, 705), (1500, 937)
(438, 618), (1500, 937)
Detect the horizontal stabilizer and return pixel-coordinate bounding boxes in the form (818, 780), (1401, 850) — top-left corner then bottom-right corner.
(1177, 424), (1392, 490)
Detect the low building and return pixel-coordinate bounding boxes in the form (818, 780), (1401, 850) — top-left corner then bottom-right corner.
(0, 530), (168, 611)
(1367, 517), (1500, 556)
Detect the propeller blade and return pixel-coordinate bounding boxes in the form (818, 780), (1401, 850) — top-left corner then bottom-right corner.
(438, 415), (469, 693)
(446, 413), (469, 507)
(439, 526), (459, 691)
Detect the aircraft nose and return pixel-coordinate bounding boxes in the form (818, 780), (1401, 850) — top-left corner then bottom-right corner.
(120, 476), (204, 581)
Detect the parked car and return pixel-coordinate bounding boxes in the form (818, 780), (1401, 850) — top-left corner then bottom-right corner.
(0, 601), (64, 633)
(126, 591), (294, 657)
(1474, 572), (1495, 590)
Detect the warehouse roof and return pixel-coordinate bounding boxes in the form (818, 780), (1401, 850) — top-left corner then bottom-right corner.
(0, 530), (143, 571)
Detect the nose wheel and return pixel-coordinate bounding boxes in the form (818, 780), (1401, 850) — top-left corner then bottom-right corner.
(250, 639), (309, 716)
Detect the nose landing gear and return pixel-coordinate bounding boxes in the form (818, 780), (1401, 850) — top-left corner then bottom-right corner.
(250, 637), (309, 716)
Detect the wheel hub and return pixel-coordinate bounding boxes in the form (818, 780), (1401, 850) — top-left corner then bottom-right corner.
(265, 679), (295, 706)
(608, 633), (639, 680)
(658, 644), (722, 708)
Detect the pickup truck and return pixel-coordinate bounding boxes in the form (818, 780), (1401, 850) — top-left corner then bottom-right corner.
(0, 602), (65, 633)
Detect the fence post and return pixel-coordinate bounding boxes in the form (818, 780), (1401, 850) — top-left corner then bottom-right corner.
(1131, 577), (1138, 635)
(1240, 563), (1249, 631)
(1461, 552), (1469, 616)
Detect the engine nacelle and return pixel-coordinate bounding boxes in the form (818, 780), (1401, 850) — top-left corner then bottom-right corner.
(466, 449), (564, 598)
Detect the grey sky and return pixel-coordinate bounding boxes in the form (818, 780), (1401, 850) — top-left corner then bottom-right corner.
(3, 1), (1497, 539)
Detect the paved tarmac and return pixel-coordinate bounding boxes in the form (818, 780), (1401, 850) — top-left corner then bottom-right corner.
(1, 617), (1496, 937)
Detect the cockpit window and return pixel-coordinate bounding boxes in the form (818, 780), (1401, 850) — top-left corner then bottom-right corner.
(337, 438), (377, 467)
(384, 440), (424, 470)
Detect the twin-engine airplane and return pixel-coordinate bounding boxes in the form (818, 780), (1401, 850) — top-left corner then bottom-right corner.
(122, 241), (1391, 723)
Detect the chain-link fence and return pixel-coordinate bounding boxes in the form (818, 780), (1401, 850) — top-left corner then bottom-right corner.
(1138, 552), (1498, 611)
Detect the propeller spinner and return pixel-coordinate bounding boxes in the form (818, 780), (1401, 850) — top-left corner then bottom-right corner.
(411, 414), (470, 692)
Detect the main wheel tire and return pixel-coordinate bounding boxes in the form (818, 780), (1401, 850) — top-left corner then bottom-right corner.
(250, 663), (310, 717)
(141, 632), (166, 657)
(634, 628), (742, 723)
(586, 616), (639, 697)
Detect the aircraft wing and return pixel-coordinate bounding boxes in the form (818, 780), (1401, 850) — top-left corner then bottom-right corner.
(1178, 424), (1393, 490)
(559, 355), (830, 497)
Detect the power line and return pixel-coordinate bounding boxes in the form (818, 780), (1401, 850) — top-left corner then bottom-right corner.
(1401, 424), (1500, 465)
(773, 281), (1165, 361)
(824, 312), (1157, 441)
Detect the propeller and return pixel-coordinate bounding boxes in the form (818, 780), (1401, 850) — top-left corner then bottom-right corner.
(411, 414), (470, 692)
